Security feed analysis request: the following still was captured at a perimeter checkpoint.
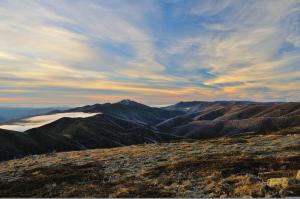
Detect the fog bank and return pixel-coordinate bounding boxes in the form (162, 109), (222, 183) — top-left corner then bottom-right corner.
(0, 112), (99, 132)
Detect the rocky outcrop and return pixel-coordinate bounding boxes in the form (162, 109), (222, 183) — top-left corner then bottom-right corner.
(267, 178), (291, 188)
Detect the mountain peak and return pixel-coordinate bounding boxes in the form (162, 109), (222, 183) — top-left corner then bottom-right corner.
(117, 99), (140, 106)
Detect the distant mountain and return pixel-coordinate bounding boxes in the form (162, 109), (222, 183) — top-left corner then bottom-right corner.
(65, 99), (184, 126)
(157, 102), (300, 138)
(2, 100), (300, 162)
(163, 100), (270, 113)
(0, 107), (66, 124)
(0, 114), (178, 161)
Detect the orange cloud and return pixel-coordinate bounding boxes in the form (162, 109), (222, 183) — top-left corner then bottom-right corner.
(0, 97), (30, 102)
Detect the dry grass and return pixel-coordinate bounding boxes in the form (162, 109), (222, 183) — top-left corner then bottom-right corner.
(0, 133), (299, 197)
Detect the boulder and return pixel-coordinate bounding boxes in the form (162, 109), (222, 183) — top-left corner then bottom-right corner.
(267, 178), (291, 188)
(296, 170), (300, 180)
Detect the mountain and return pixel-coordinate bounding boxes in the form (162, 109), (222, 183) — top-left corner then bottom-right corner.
(1, 100), (300, 197)
(0, 130), (299, 197)
(2, 100), (300, 161)
(0, 107), (66, 124)
(163, 100), (261, 113)
(65, 99), (184, 126)
(0, 114), (178, 161)
(158, 102), (300, 138)
(26, 114), (177, 150)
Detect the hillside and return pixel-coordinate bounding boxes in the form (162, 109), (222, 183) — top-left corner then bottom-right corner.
(0, 129), (299, 197)
(0, 129), (42, 161)
(158, 102), (300, 138)
(1, 101), (300, 162)
(26, 114), (177, 150)
(0, 114), (177, 161)
(163, 101), (263, 113)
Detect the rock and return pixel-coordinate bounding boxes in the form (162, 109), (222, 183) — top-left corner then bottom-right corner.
(220, 194), (228, 198)
(267, 178), (291, 188)
(45, 183), (57, 190)
(266, 174), (300, 196)
(296, 170), (300, 180)
(207, 193), (218, 197)
(246, 174), (260, 183)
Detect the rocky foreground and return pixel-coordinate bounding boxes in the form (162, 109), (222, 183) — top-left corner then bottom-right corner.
(0, 131), (299, 197)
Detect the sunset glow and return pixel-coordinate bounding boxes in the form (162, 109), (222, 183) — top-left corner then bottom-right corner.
(1, 0), (300, 106)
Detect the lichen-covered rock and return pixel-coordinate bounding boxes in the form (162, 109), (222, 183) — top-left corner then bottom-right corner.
(296, 170), (300, 180)
(267, 178), (291, 188)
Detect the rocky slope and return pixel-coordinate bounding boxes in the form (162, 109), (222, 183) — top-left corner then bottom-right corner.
(0, 129), (299, 197)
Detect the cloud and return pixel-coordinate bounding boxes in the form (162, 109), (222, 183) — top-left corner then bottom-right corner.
(0, 112), (100, 131)
(157, 0), (300, 102)
(0, 0), (300, 106)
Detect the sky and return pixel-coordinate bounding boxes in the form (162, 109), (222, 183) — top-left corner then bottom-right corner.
(0, 0), (300, 107)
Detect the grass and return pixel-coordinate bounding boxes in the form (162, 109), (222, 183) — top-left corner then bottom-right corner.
(0, 133), (299, 197)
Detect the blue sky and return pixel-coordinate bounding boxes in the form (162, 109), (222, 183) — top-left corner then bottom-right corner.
(0, 0), (300, 107)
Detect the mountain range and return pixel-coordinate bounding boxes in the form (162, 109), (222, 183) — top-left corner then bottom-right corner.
(63, 99), (183, 126)
(158, 101), (300, 138)
(0, 107), (63, 124)
(0, 99), (300, 161)
(0, 113), (178, 161)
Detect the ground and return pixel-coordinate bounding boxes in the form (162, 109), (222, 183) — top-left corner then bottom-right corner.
(0, 131), (299, 197)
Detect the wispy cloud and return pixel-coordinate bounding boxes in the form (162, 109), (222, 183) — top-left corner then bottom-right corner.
(0, 0), (300, 106)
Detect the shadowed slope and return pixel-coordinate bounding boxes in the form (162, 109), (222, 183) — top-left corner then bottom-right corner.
(158, 102), (300, 138)
(0, 129), (42, 161)
(27, 114), (177, 150)
(0, 114), (178, 162)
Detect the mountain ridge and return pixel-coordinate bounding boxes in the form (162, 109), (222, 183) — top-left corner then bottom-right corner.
(157, 102), (300, 138)
(63, 100), (184, 126)
(1, 100), (300, 162)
